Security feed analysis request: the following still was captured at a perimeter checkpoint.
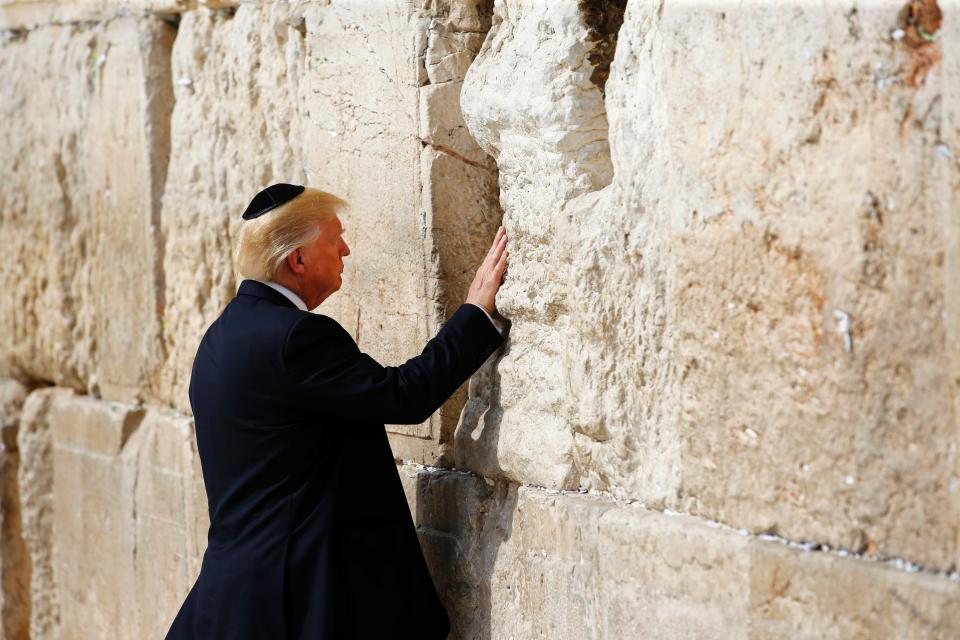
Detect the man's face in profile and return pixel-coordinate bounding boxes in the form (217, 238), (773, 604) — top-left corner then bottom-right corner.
(301, 215), (350, 305)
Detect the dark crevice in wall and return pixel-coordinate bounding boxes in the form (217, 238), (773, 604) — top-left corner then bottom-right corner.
(144, 15), (178, 370)
(1, 421), (30, 640)
(579, 0), (627, 97)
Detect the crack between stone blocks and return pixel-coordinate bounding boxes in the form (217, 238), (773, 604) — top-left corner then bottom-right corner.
(416, 137), (493, 172)
(3, 7), (164, 34)
(126, 413), (147, 571)
(397, 458), (960, 584)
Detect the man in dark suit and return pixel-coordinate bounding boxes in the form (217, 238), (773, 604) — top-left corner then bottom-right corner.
(166, 184), (509, 639)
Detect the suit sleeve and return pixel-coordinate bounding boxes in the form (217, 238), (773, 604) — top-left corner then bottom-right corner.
(283, 303), (506, 424)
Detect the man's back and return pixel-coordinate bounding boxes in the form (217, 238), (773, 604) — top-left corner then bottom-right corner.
(167, 278), (505, 639)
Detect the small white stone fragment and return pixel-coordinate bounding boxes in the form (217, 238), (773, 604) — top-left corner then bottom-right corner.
(891, 28), (905, 41)
(725, 301), (735, 311)
(176, 76), (193, 86)
(935, 144), (955, 160)
(744, 427), (758, 439)
(833, 309), (852, 353)
(844, 474), (855, 485)
(95, 54), (107, 66)
(800, 463), (811, 472)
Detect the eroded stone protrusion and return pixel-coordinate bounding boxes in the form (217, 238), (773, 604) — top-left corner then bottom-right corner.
(459, 0), (617, 489)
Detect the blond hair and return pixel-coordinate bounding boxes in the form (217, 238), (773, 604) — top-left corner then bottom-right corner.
(234, 187), (348, 282)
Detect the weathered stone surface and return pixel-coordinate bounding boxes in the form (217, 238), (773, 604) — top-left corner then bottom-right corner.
(47, 393), (206, 638)
(751, 542), (960, 639)
(87, 16), (174, 403)
(0, 15), (175, 403)
(400, 463), (960, 639)
(0, 0), (235, 30)
(460, 0), (612, 490)
(17, 387), (74, 640)
(0, 379), (30, 640)
(462, 0), (960, 567)
(0, 24), (99, 391)
(158, 1), (500, 465)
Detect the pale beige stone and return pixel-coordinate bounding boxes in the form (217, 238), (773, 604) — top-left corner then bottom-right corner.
(399, 463), (960, 639)
(750, 542), (960, 639)
(0, 15), (175, 403)
(460, 0), (613, 490)
(0, 24), (100, 390)
(86, 16), (175, 403)
(462, 0), (960, 567)
(47, 393), (206, 638)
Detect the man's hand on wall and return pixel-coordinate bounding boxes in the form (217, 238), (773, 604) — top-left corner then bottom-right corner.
(465, 225), (509, 315)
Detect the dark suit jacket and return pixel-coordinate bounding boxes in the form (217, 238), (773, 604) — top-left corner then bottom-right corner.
(165, 279), (505, 639)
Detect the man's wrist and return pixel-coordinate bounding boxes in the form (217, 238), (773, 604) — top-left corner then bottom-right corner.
(466, 302), (506, 334)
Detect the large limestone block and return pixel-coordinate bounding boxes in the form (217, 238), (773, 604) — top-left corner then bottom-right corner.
(0, 15), (175, 403)
(462, 0), (960, 567)
(159, 1), (500, 465)
(87, 16), (175, 403)
(399, 464), (960, 638)
(50, 396), (143, 639)
(460, 0), (616, 489)
(48, 393), (207, 639)
(0, 24), (100, 390)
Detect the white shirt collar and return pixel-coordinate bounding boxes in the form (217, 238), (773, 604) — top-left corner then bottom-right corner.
(251, 278), (308, 311)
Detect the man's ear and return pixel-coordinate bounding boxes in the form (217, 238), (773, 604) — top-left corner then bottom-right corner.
(286, 248), (305, 274)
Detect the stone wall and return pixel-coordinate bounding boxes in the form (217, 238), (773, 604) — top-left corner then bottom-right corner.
(0, 0), (958, 637)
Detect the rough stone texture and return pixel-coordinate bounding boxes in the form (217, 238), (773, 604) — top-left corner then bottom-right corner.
(400, 464), (960, 638)
(461, 0), (960, 568)
(47, 392), (206, 638)
(158, 0), (500, 464)
(87, 16), (175, 403)
(0, 14), (175, 403)
(17, 387), (74, 640)
(0, 379), (30, 640)
(0, 0), (234, 30)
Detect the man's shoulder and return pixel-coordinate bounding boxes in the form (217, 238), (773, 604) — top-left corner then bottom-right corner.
(285, 310), (355, 346)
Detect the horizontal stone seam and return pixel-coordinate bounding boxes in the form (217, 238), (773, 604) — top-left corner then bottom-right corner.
(1, 5), (189, 35)
(397, 458), (960, 585)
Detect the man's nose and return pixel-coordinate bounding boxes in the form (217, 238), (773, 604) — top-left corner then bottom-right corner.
(341, 240), (350, 256)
